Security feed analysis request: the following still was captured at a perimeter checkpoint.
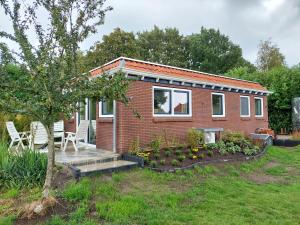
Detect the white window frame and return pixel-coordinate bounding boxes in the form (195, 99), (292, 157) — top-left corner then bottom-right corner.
(254, 97), (264, 117)
(211, 92), (225, 117)
(99, 100), (114, 118)
(152, 86), (192, 117)
(240, 95), (250, 117)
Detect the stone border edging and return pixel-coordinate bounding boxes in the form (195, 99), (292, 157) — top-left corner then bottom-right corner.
(273, 139), (300, 147)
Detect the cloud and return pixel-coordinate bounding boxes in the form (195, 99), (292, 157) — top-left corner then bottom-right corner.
(1, 0), (299, 66)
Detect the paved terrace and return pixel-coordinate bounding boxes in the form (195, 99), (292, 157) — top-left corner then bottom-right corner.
(55, 144), (118, 165)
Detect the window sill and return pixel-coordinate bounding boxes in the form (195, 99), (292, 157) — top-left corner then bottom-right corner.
(255, 117), (265, 120)
(212, 117), (227, 121)
(241, 117), (251, 121)
(97, 118), (113, 123)
(153, 117), (193, 123)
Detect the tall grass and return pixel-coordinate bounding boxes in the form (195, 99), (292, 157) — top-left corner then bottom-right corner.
(0, 142), (47, 189)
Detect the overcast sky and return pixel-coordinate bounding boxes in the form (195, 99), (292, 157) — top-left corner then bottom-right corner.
(1, 0), (299, 66)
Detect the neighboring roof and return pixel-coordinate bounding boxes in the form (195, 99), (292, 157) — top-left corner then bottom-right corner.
(90, 57), (269, 93)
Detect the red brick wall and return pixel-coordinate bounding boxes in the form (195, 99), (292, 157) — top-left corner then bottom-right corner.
(96, 101), (113, 150)
(116, 81), (269, 153)
(65, 81), (269, 153)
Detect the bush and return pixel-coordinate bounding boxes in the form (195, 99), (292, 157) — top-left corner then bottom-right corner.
(199, 153), (205, 159)
(171, 159), (179, 167)
(164, 150), (171, 157)
(206, 143), (218, 150)
(225, 142), (241, 154)
(186, 128), (204, 148)
(150, 160), (158, 168)
(159, 160), (165, 165)
(0, 143), (47, 188)
(174, 149), (182, 156)
(207, 150), (213, 157)
(217, 141), (227, 155)
(149, 136), (162, 153)
(129, 138), (141, 154)
(177, 155), (186, 162)
(243, 146), (260, 156)
(154, 153), (160, 159)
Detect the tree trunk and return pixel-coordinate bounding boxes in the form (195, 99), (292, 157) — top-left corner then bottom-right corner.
(43, 123), (55, 199)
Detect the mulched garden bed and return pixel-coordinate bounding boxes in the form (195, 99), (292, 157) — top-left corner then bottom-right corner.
(142, 145), (267, 172)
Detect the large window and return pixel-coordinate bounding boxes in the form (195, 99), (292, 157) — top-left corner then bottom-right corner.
(99, 99), (114, 117)
(212, 93), (225, 117)
(255, 97), (263, 117)
(153, 87), (191, 116)
(240, 96), (250, 117)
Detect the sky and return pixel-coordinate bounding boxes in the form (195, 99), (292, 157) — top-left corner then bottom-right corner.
(1, 0), (299, 66)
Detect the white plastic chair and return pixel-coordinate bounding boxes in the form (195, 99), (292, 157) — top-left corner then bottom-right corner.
(6, 121), (30, 151)
(63, 120), (89, 151)
(54, 120), (65, 149)
(30, 121), (48, 152)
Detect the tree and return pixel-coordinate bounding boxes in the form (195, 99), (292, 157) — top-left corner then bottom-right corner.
(0, 0), (129, 208)
(186, 27), (250, 74)
(82, 28), (140, 72)
(256, 39), (285, 71)
(137, 26), (188, 67)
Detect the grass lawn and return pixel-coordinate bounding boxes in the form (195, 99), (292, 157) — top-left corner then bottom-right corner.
(1, 145), (300, 225)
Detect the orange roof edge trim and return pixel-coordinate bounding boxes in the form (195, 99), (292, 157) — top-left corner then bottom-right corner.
(89, 57), (270, 93)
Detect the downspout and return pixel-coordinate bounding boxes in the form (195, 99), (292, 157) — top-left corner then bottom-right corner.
(113, 58), (126, 153)
(113, 100), (117, 153)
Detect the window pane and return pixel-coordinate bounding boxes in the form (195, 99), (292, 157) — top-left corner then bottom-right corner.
(240, 97), (249, 116)
(79, 101), (86, 120)
(154, 89), (171, 114)
(102, 100), (113, 115)
(173, 91), (189, 114)
(212, 94), (224, 115)
(255, 98), (262, 116)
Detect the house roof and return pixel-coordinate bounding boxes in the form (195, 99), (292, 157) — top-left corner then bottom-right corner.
(90, 57), (270, 94)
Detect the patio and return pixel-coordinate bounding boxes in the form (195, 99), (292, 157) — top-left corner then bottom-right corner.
(55, 144), (119, 166)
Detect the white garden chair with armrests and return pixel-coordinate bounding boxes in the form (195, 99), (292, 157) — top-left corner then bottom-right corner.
(54, 120), (65, 149)
(30, 121), (48, 152)
(6, 121), (30, 151)
(63, 120), (89, 152)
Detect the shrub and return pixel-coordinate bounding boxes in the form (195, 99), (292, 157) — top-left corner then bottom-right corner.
(199, 153), (205, 159)
(62, 178), (92, 202)
(207, 143), (218, 150)
(164, 150), (171, 157)
(174, 149), (182, 156)
(207, 150), (213, 157)
(0, 144), (47, 188)
(150, 160), (158, 168)
(154, 153), (160, 159)
(217, 141), (227, 155)
(186, 128), (204, 148)
(225, 142), (241, 154)
(129, 138), (141, 154)
(243, 146), (260, 156)
(178, 155), (186, 162)
(171, 159), (179, 167)
(149, 136), (162, 153)
(160, 160), (166, 165)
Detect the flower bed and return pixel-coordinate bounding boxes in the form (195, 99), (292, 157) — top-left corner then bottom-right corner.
(131, 130), (265, 172)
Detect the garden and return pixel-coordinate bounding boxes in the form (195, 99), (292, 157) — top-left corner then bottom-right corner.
(131, 129), (263, 171)
(1, 145), (300, 225)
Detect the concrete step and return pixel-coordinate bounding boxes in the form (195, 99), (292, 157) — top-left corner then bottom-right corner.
(70, 155), (121, 167)
(75, 160), (138, 176)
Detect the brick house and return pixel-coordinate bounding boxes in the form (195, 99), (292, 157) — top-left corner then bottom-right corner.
(66, 57), (271, 154)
